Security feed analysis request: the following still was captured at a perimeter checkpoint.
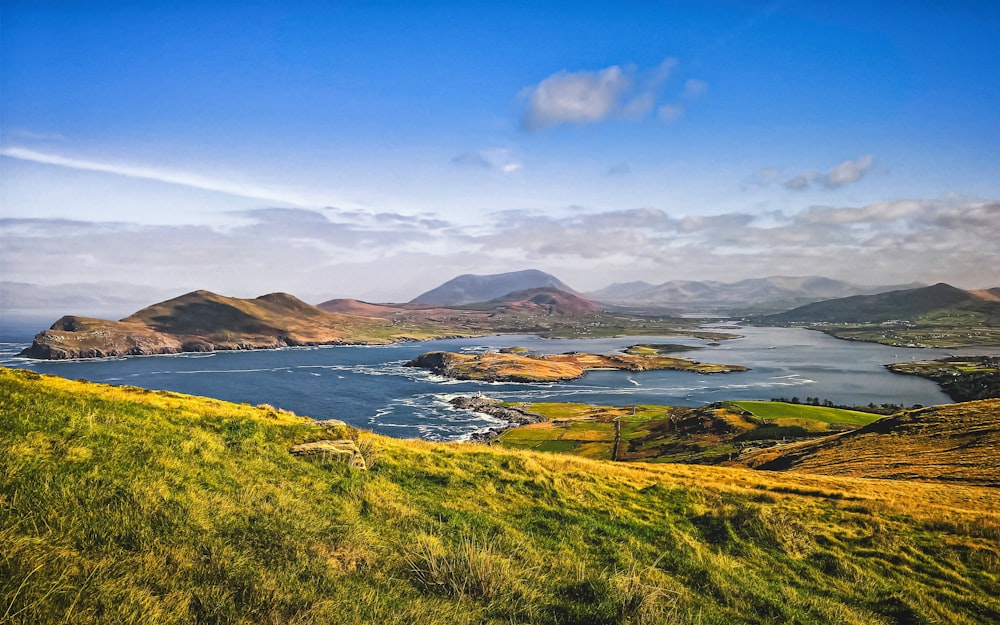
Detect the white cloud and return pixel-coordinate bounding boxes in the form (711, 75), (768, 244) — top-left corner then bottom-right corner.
(473, 197), (999, 288)
(0, 146), (313, 206)
(783, 155), (876, 191)
(450, 149), (522, 173)
(0, 208), (470, 312)
(823, 154), (875, 188)
(620, 92), (657, 119)
(784, 173), (815, 191)
(647, 58), (679, 88)
(520, 57), (701, 130)
(522, 65), (632, 130)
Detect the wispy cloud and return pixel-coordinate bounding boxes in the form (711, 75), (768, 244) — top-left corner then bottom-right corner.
(681, 78), (708, 99)
(822, 154), (875, 188)
(450, 149), (522, 173)
(0, 146), (312, 205)
(782, 155), (876, 191)
(6, 129), (68, 142)
(607, 162), (631, 176)
(657, 104), (685, 123)
(0, 208), (466, 305)
(755, 168), (782, 184)
(520, 58), (703, 130)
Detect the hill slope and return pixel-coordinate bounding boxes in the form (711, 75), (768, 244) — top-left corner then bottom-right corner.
(411, 269), (578, 305)
(762, 282), (999, 323)
(734, 399), (1000, 486)
(19, 290), (423, 359)
(2, 367), (999, 624)
(474, 287), (602, 316)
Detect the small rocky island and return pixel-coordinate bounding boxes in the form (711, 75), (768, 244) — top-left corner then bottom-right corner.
(405, 344), (748, 383)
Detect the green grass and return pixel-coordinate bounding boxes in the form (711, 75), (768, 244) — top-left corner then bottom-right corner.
(534, 440), (581, 453)
(3, 367), (999, 624)
(731, 401), (881, 426)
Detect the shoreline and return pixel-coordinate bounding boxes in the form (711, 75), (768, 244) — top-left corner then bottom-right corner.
(449, 396), (543, 443)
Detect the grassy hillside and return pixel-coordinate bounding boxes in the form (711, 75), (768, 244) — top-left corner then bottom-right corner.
(734, 399), (1000, 487)
(731, 401), (879, 426)
(2, 368), (999, 624)
(761, 283), (994, 323)
(887, 356), (1000, 401)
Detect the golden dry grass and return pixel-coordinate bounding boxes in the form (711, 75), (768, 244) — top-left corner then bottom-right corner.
(734, 399), (1000, 486)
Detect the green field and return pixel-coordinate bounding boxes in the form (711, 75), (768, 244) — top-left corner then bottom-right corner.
(730, 401), (882, 426)
(497, 401), (882, 464)
(3, 368), (1000, 624)
(815, 309), (1000, 348)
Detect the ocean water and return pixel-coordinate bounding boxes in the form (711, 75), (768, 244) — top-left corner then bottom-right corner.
(0, 325), (985, 440)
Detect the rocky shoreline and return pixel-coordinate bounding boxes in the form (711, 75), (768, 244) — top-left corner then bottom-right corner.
(449, 396), (542, 442)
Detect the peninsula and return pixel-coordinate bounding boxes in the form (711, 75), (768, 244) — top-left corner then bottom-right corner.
(405, 344), (748, 383)
(18, 290), (455, 360)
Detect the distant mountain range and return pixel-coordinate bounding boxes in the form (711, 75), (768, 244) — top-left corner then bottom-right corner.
(410, 269), (578, 306)
(588, 276), (927, 312)
(761, 283), (1000, 323)
(320, 286), (599, 318)
(18, 269), (999, 360)
(406, 270), (929, 313)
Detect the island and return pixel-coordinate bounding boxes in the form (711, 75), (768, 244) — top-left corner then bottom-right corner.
(404, 344), (748, 383)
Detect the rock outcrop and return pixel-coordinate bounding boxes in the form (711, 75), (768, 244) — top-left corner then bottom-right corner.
(449, 396), (542, 442)
(289, 439), (367, 470)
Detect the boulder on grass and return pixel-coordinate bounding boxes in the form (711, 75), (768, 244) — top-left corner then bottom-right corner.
(290, 439), (366, 470)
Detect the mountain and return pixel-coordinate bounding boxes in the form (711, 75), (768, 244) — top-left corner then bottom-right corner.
(410, 269), (578, 305)
(586, 280), (656, 302)
(20, 290), (408, 359)
(473, 287), (601, 316)
(306, 298), (400, 317)
(969, 287), (1000, 302)
(587, 275), (926, 312)
(761, 282), (1000, 323)
(734, 399), (1000, 486)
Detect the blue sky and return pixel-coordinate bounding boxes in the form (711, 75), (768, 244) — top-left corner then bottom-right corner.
(2, 1), (999, 317)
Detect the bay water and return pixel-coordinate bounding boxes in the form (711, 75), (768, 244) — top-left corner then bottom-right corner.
(1, 325), (990, 440)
